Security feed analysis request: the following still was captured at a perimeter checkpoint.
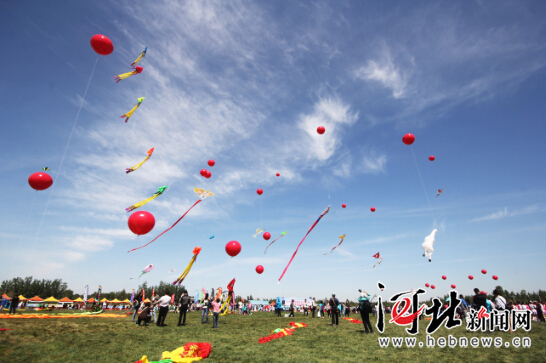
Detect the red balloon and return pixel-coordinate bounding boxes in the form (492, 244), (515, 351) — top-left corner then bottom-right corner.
(200, 169), (207, 177)
(90, 34), (114, 55)
(135, 66), (144, 74)
(257, 188), (263, 195)
(342, 204), (346, 208)
(425, 283), (430, 288)
(128, 211), (155, 236)
(468, 275), (474, 280)
(402, 133), (415, 145)
(492, 275), (498, 280)
(28, 172), (53, 191)
(276, 173), (280, 177)
(481, 269), (487, 274)
(205, 171), (211, 179)
(451, 284), (456, 289)
(431, 285), (435, 289)
(256, 265), (264, 274)
(370, 207), (376, 212)
(442, 275), (447, 280)
(429, 156), (435, 161)
(317, 126), (325, 135)
(225, 241), (241, 257)
(481, 291), (487, 295)
(208, 160), (215, 167)
(263, 232), (271, 240)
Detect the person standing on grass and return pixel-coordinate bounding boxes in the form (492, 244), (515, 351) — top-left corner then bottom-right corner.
(155, 290), (171, 327)
(288, 300), (295, 317)
(201, 293), (210, 324)
(275, 299), (282, 317)
(211, 297), (222, 329)
(131, 296), (141, 322)
(312, 298), (317, 318)
(358, 290), (373, 333)
(9, 294), (19, 315)
(178, 291), (191, 326)
(329, 294), (340, 326)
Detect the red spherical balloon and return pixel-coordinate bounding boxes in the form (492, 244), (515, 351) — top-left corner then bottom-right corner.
(425, 283), (430, 288)
(200, 169), (208, 177)
(342, 204), (346, 208)
(442, 275), (447, 280)
(431, 285), (436, 289)
(28, 172), (53, 191)
(429, 156), (435, 161)
(402, 133), (415, 145)
(257, 188), (263, 195)
(317, 126), (325, 135)
(90, 34), (114, 55)
(276, 173), (280, 177)
(208, 160), (215, 167)
(451, 284), (456, 289)
(468, 275), (474, 280)
(481, 269), (487, 274)
(370, 207), (376, 212)
(481, 291), (487, 295)
(263, 232), (271, 240)
(205, 171), (211, 179)
(225, 241), (241, 257)
(492, 275), (498, 280)
(256, 265), (264, 274)
(128, 211), (155, 236)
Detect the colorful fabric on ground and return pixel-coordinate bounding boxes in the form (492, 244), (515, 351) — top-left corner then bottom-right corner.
(258, 321), (308, 344)
(0, 328), (12, 331)
(135, 342), (211, 363)
(0, 312), (125, 319)
(342, 317), (363, 324)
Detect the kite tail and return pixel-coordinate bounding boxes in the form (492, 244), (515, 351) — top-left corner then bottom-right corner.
(278, 223), (317, 282)
(113, 71), (136, 83)
(128, 199), (202, 252)
(125, 194), (159, 213)
(264, 236), (281, 254)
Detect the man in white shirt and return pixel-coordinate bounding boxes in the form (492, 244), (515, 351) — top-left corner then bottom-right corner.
(155, 290), (172, 327)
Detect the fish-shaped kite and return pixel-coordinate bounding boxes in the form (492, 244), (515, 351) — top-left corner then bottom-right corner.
(172, 247), (201, 285)
(114, 66), (143, 83)
(128, 188), (214, 252)
(131, 264), (154, 279)
(372, 252), (383, 268)
(324, 234), (346, 255)
(121, 97), (144, 123)
(126, 185), (167, 212)
(264, 231), (287, 254)
(279, 206), (330, 282)
(252, 229), (264, 239)
(126, 147), (154, 174)
(436, 189), (444, 198)
(131, 46), (147, 67)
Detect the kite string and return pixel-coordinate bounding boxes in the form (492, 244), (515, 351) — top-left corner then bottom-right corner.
(410, 146), (436, 221)
(26, 56), (99, 270)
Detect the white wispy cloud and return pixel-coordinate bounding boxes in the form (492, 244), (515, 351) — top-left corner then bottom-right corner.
(470, 205), (545, 222)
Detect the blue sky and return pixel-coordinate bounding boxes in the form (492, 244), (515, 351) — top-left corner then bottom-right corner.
(2, 0), (546, 302)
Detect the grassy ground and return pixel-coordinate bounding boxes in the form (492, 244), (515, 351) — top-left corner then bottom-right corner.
(0, 310), (544, 362)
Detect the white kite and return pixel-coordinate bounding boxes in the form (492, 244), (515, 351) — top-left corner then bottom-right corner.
(422, 229), (437, 262)
(252, 228), (264, 239)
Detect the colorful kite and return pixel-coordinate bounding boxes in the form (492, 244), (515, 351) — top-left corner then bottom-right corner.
(134, 342), (211, 363)
(121, 97), (144, 123)
(114, 66), (143, 83)
(126, 147), (154, 174)
(219, 279), (235, 316)
(125, 186), (167, 212)
(372, 252), (383, 268)
(172, 247), (201, 285)
(436, 189), (444, 198)
(252, 228), (264, 239)
(264, 231), (287, 254)
(209, 235), (214, 239)
(131, 264), (154, 279)
(41, 167), (50, 171)
(128, 188), (214, 252)
(278, 205), (330, 282)
(131, 46), (147, 67)
(324, 234), (346, 255)
(422, 229), (437, 262)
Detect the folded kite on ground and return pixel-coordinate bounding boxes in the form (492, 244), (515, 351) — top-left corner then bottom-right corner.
(258, 322), (307, 344)
(342, 317), (363, 324)
(134, 342), (211, 363)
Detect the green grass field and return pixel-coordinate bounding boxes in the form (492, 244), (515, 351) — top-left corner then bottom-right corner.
(0, 311), (544, 362)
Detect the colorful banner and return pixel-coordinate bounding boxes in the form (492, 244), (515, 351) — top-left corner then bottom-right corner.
(83, 285), (88, 305)
(130, 289), (135, 304)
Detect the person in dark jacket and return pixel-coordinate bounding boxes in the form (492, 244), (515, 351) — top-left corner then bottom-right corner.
(358, 290), (373, 333)
(288, 300), (295, 317)
(329, 294), (340, 326)
(137, 302), (152, 326)
(10, 294), (20, 314)
(178, 291), (191, 326)
(473, 288), (487, 311)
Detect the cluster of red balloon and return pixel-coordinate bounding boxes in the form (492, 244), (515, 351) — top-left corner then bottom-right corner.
(128, 211), (155, 235)
(90, 34), (114, 55)
(317, 126), (325, 135)
(257, 188), (263, 195)
(263, 232), (271, 240)
(28, 172), (53, 191)
(199, 160), (215, 179)
(225, 240), (241, 257)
